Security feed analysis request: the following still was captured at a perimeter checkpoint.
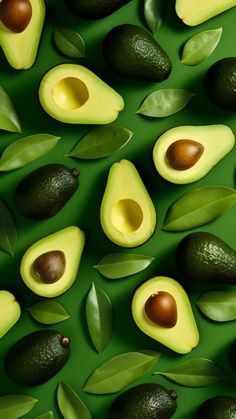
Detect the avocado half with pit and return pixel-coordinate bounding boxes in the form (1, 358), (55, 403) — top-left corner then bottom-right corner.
(153, 125), (235, 184)
(132, 276), (199, 354)
(39, 64), (124, 124)
(20, 226), (85, 297)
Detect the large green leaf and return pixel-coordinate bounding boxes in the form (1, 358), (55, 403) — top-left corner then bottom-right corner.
(94, 253), (155, 279)
(53, 28), (86, 58)
(57, 382), (91, 419)
(0, 394), (38, 418)
(0, 198), (17, 256)
(181, 28), (222, 65)
(144, 0), (168, 34)
(0, 86), (21, 132)
(197, 291), (236, 322)
(27, 300), (70, 324)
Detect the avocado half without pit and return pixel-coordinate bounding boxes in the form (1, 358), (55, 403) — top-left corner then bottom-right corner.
(39, 64), (124, 124)
(175, 0), (236, 26)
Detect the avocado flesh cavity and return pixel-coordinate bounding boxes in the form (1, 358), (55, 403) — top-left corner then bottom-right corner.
(65, 0), (131, 19)
(0, 0), (45, 69)
(100, 159), (156, 248)
(20, 226), (85, 297)
(39, 64), (124, 124)
(196, 396), (236, 419)
(132, 276), (199, 354)
(176, 0), (236, 26)
(0, 291), (21, 339)
(153, 125), (235, 184)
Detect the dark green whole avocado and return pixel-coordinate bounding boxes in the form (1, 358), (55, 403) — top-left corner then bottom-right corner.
(195, 396), (236, 419)
(177, 232), (236, 283)
(204, 57), (236, 110)
(103, 24), (172, 82)
(229, 340), (236, 373)
(65, 0), (131, 19)
(5, 330), (70, 386)
(14, 163), (79, 219)
(108, 383), (177, 419)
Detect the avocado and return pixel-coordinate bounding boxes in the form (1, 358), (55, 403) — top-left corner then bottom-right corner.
(195, 396), (236, 419)
(177, 232), (236, 283)
(20, 226), (85, 297)
(0, 291), (21, 339)
(103, 24), (172, 82)
(5, 330), (70, 386)
(100, 159), (156, 248)
(0, 0), (45, 69)
(108, 383), (177, 419)
(132, 276), (199, 354)
(229, 340), (236, 372)
(39, 64), (124, 124)
(153, 125), (235, 184)
(65, 0), (131, 19)
(15, 163), (79, 219)
(176, 0), (236, 26)
(204, 58), (236, 110)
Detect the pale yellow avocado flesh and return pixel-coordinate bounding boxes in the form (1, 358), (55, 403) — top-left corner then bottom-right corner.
(20, 226), (85, 298)
(100, 160), (156, 248)
(39, 64), (124, 124)
(132, 276), (199, 354)
(176, 0), (236, 26)
(0, 0), (45, 69)
(153, 125), (235, 184)
(0, 291), (21, 339)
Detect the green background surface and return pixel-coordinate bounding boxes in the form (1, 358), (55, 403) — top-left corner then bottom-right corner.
(0, 0), (236, 418)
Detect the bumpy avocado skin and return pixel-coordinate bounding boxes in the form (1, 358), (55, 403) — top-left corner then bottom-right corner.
(14, 164), (79, 219)
(103, 24), (172, 82)
(195, 396), (236, 419)
(108, 383), (177, 419)
(177, 232), (236, 283)
(5, 330), (70, 386)
(65, 0), (131, 19)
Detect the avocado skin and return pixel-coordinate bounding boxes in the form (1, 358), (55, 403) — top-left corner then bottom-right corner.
(65, 0), (131, 19)
(108, 383), (177, 419)
(177, 232), (236, 283)
(5, 330), (70, 386)
(204, 58), (236, 110)
(195, 396), (236, 419)
(103, 24), (172, 82)
(229, 340), (236, 372)
(15, 164), (79, 220)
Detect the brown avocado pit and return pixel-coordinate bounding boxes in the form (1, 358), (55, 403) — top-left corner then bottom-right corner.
(145, 291), (177, 328)
(166, 139), (204, 170)
(32, 250), (66, 284)
(0, 0), (32, 33)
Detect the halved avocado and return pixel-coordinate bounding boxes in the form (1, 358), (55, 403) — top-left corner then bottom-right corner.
(175, 0), (236, 26)
(132, 276), (199, 354)
(153, 125), (235, 184)
(100, 160), (156, 248)
(0, 0), (45, 69)
(20, 226), (85, 297)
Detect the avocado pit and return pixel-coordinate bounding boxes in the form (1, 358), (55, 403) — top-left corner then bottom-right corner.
(166, 139), (204, 170)
(145, 291), (177, 328)
(32, 250), (66, 284)
(0, 0), (32, 33)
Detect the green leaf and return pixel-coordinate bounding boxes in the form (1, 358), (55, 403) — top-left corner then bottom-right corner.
(197, 291), (236, 322)
(0, 85), (21, 133)
(163, 186), (236, 231)
(53, 28), (86, 58)
(57, 381), (91, 419)
(0, 134), (61, 171)
(144, 0), (168, 34)
(67, 125), (133, 159)
(136, 89), (195, 117)
(34, 411), (54, 419)
(94, 253), (155, 279)
(181, 28), (222, 65)
(0, 394), (38, 418)
(83, 350), (161, 394)
(86, 282), (113, 353)
(154, 358), (227, 387)
(27, 300), (70, 324)
(0, 198), (17, 256)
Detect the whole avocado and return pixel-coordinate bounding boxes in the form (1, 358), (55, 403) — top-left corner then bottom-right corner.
(103, 24), (172, 82)
(108, 383), (177, 419)
(14, 163), (79, 219)
(195, 396), (236, 419)
(65, 0), (131, 19)
(5, 330), (70, 386)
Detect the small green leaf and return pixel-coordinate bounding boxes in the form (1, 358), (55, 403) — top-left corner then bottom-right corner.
(27, 301), (70, 324)
(163, 186), (236, 231)
(83, 350), (161, 394)
(67, 125), (133, 159)
(57, 381), (91, 419)
(181, 28), (222, 65)
(86, 282), (113, 353)
(0, 394), (38, 418)
(0, 86), (21, 133)
(94, 253), (155, 279)
(197, 291), (236, 322)
(144, 0), (168, 34)
(34, 411), (54, 419)
(53, 28), (86, 58)
(0, 198), (17, 256)
(136, 89), (195, 117)
(154, 358), (227, 387)
(0, 134), (61, 171)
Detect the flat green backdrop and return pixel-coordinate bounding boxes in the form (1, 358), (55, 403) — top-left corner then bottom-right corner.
(0, 0), (236, 417)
